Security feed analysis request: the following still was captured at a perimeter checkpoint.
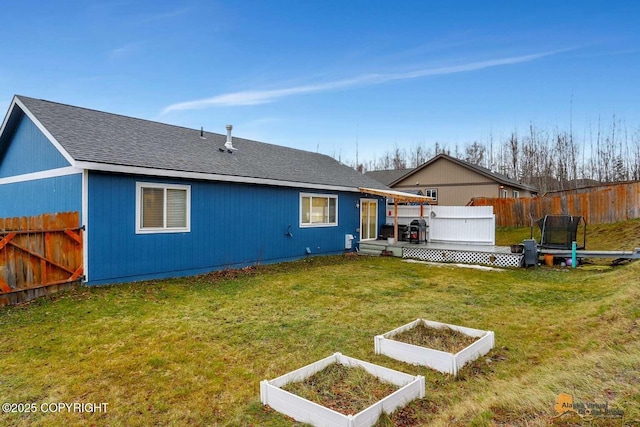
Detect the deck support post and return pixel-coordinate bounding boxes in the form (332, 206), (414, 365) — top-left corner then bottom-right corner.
(393, 201), (398, 243)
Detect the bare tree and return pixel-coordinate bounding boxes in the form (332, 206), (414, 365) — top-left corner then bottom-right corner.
(409, 141), (429, 168)
(434, 142), (449, 155)
(464, 141), (486, 165)
(631, 127), (640, 181)
(520, 125), (538, 189)
(507, 132), (519, 179)
(597, 115), (620, 182)
(555, 131), (569, 190)
(392, 146), (407, 169)
(354, 114), (640, 187)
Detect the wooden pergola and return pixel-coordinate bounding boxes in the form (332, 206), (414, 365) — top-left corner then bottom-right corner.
(359, 187), (432, 242)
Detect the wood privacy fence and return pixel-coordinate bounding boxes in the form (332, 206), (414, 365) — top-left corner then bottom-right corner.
(0, 212), (83, 306)
(470, 182), (640, 227)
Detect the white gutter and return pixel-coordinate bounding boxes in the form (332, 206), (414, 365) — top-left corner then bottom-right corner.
(0, 166), (82, 185)
(74, 161), (364, 193)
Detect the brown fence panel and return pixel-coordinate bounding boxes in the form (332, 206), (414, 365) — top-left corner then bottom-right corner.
(0, 212), (83, 306)
(471, 182), (640, 227)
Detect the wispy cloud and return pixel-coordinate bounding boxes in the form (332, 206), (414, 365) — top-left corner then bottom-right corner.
(139, 7), (192, 24)
(162, 50), (566, 113)
(109, 42), (144, 60)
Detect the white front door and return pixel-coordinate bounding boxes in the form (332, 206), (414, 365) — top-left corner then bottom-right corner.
(360, 199), (378, 240)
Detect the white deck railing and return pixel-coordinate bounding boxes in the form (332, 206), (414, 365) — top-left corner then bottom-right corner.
(385, 205), (495, 245)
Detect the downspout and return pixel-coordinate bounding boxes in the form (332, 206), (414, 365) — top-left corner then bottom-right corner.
(82, 169), (89, 283)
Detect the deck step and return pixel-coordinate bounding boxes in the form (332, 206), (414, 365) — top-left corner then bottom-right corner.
(358, 242), (405, 257)
(358, 247), (384, 256)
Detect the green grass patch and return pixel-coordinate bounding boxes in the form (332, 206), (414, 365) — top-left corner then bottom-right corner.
(1, 241), (639, 426)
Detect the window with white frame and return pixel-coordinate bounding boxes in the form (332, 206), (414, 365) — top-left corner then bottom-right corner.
(512, 190), (520, 198)
(300, 193), (337, 227)
(424, 188), (438, 201)
(136, 182), (190, 233)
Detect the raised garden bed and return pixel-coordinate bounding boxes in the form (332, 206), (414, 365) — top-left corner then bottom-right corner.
(375, 319), (495, 376)
(260, 352), (425, 427)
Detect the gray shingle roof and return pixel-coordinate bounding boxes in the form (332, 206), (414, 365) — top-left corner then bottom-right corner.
(390, 153), (538, 193)
(14, 95), (387, 191)
(364, 169), (412, 186)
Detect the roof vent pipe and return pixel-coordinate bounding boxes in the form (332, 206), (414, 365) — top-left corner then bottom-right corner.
(226, 124), (233, 142)
(224, 124), (237, 151)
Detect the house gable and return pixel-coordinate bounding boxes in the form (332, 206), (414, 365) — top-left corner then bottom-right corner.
(385, 154), (537, 205)
(392, 157), (500, 205)
(394, 156), (496, 188)
(388, 155), (526, 205)
(0, 109), (71, 178)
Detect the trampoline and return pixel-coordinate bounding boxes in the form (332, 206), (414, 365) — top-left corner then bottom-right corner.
(536, 215), (586, 250)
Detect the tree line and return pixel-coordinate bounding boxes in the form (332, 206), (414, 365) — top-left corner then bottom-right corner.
(348, 116), (640, 193)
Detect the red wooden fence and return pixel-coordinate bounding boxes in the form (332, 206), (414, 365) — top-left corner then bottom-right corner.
(0, 212), (83, 306)
(470, 182), (640, 227)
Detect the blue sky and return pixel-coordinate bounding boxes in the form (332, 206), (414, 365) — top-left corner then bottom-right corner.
(2, 1), (639, 165)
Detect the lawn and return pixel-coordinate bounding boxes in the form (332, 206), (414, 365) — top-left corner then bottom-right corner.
(1, 228), (639, 426)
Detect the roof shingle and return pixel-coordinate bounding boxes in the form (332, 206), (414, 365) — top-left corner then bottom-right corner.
(15, 96), (386, 191)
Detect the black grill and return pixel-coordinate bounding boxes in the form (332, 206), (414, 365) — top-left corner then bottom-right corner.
(408, 219), (427, 244)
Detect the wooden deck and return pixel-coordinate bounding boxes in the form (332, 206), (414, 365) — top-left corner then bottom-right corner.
(358, 239), (524, 268)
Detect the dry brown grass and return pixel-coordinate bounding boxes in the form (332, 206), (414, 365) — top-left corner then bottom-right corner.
(281, 363), (399, 415)
(391, 323), (479, 353)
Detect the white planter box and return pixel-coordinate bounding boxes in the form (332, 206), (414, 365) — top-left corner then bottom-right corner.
(260, 352), (425, 427)
(375, 319), (495, 376)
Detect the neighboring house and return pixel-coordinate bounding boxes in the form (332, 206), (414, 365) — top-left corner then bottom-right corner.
(368, 153), (537, 206)
(364, 169), (412, 187)
(0, 95), (387, 285)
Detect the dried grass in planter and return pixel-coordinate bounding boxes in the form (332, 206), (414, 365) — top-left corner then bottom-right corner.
(392, 323), (479, 353)
(281, 363), (400, 415)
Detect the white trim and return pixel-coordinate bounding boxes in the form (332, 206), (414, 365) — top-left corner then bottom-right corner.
(424, 188), (438, 202)
(76, 161), (362, 193)
(360, 198), (378, 241)
(359, 187), (434, 203)
(135, 182), (191, 234)
(0, 166), (82, 185)
(0, 98), (15, 137)
(299, 192), (338, 228)
(12, 97), (77, 165)
(82, 169), (89, 283)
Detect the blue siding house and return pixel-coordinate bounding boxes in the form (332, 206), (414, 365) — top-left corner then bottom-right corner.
(0, 96), (388, 285)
